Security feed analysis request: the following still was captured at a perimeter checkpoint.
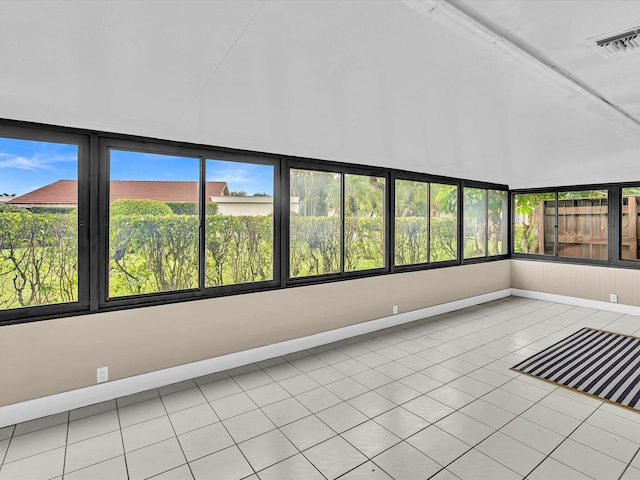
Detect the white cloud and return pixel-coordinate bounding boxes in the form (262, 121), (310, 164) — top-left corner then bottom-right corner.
(210, 167), (253, 184)
(0, 152), (76, 171)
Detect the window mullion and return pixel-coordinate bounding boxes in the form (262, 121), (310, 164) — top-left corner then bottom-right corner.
(485, 189), (489, 258)
(340, 173), (345, 273)
(199, 156), (206, 290)
(88, 134), (99, 311)
(554, 193), (559, 257)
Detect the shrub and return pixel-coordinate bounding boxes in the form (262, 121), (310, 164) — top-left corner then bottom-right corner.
(207, 202), (219, 216)
(429, 216), (457, 261)
(514, 224), (524, 253)
(30, 206), (74, 215)
(290, 216), (341, 277)
(395, 217), (428, 265)
(0, 213), (77, 307)
(110, 199), (172, 216)
(205, 215), (273, 286)
(109, 214), (198, 295)
(163, 202), (219, 215)
(0, 204), (30, 213)
(166, 202), (197, 215)
(345, 217), (384, 271)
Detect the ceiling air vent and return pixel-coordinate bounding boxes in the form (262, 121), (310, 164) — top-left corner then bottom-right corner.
(591, 26), (640, 57)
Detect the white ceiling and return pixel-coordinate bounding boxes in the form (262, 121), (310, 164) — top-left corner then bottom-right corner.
(1, 0), (640, 189)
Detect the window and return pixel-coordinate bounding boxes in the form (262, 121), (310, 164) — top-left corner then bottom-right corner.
(430, 183), (458, 262)
(622, 187), (640, 260)
(557, 190), (608, 260)
(395, 179), (428, 266)
(463, 187), (508, 259)
(108, 149), (200, 298)
(289, 168), (386, 279)
(0, 120), (508, 325)
(0, 137), (80, 310)
(394, 180), (459, 266)
(205, 159), (274, 286)
(513, 192), (555, 255)
(344, 174), (385, 271)
(489, 190), (508, 256)
(464, 187), (487, 259)
(514, 190), (608, 260)
(290, 169), (341, 278)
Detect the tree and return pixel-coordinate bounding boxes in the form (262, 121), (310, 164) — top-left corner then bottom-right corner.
(327, 175), (385, 217)
(230, 191), (247, 197)
(290, 170), (336, 216)
(514, 193), (554, 253)
(395, 180), (427, 217)
(431, 183), (457, 216)
(464, 188), (486, 256)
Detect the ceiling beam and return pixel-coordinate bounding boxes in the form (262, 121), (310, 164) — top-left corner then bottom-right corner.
(404, 0), (640, 131)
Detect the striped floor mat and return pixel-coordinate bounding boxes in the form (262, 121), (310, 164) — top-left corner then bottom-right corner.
(512, 328), (640, 411)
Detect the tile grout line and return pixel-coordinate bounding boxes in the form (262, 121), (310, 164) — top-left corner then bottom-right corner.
(617, 446), (640, 480)
(60, 411), (70, 479)
(0, 299), (578, 474)
(116, 392), (133, 480)
(0, 425), (15, 470)
(157, 387), (195, 480)
(5, 298), (640, 480)
(521, 406), (604, 480)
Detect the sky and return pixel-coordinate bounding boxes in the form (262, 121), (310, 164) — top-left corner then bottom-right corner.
(0, 139), (274, 196)
(0, 138), (77, 196)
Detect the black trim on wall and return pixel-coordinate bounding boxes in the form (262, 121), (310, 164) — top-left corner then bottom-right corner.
(0, 118), (507, 326)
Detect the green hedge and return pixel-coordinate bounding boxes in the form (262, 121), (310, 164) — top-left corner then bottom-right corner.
(0, 212), (77, 308)
(109, 214), (198, 295)
(166, 202), (197, 215)
(1, 212), (460, 308)
(165, 202), (219, 216)
(290, 216), (341, 276)
(30, 206), (73, 215)
(395, 217), (428, 265)
(394, 216), (457, 265)
(110, 199), (173, 216)
(430, 216), (457, 262)
(205, 215), (273, 286)
(0, 204), (30, 213)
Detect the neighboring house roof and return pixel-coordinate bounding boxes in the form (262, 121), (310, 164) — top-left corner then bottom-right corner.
(9, 180), (229, 205)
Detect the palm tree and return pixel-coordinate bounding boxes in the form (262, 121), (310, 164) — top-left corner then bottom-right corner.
(395, 180), (427, 217)
(290, 169), (337, 216)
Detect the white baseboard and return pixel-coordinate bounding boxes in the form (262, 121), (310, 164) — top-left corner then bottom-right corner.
(511, 289), (640, 316)
(0, 289), (511, 428)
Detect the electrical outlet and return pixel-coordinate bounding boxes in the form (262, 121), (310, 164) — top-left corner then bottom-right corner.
(610, 294), (618, 303)
(97, 366), (108, 383)
(393, 305), (398, 315)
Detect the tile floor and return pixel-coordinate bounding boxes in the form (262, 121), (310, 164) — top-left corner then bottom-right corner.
(2, 297), (640, 479)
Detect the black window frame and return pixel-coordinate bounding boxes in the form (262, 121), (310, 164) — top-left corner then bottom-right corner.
(460, 180), (511, 265)
(613, 183), (640, 268)
(0, 118), (511, 326)
(98, 137), (282, 310)
(390, 172), (463, 272)
(0, 124), (90, 323)
(511, 184), (613, 266)
(284, 157), (391, 286)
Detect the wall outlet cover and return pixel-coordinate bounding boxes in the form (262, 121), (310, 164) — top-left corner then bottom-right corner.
(97, 366), (108, 383)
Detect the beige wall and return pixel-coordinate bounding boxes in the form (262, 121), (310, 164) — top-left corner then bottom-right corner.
(1, 261), (510, 407)
(511, 260), (640, 306)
